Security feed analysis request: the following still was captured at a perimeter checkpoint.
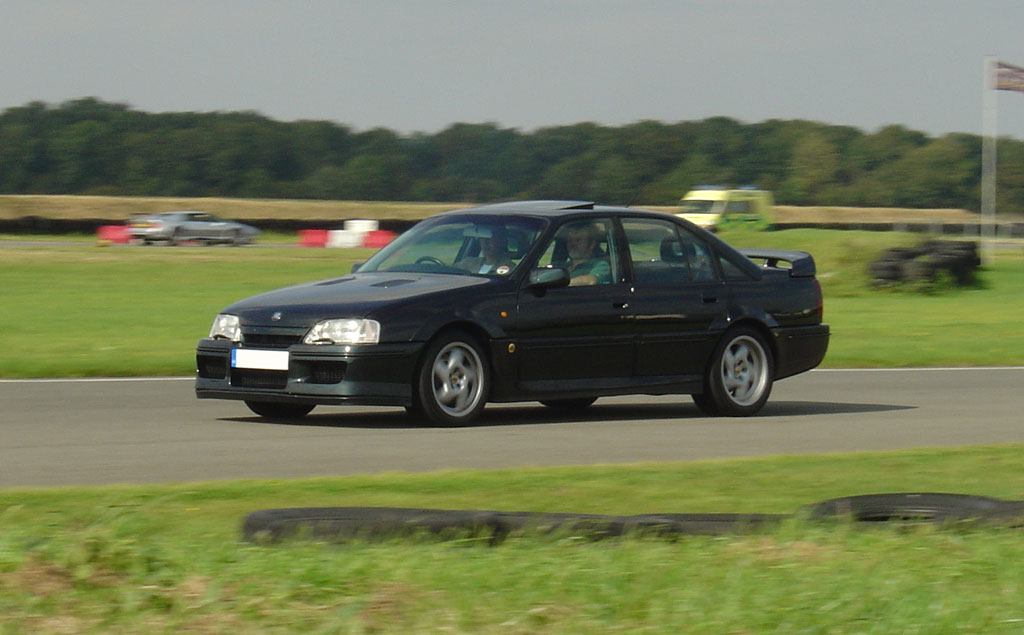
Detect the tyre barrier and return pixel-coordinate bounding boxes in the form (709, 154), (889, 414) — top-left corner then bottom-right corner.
(241, 493), (1024, 544)
(803, 493), (1024, 523)
(868, 240), (981, 286)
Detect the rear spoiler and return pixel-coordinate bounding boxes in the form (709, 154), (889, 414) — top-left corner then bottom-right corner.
(737, 249), (817, 277)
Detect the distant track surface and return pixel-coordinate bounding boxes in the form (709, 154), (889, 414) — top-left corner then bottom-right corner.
(2, 368), (1022, 488)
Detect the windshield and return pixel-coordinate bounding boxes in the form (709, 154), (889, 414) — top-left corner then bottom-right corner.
(679, 200), (721, 214)
(359, 215), (547, 277)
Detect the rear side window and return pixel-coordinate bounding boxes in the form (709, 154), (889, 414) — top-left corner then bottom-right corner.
(682, 231), (717, 281)
(719, 254), (755, 280)
(622, 218), (718, 284)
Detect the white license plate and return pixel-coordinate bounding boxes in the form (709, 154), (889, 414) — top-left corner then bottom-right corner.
(231, 349), (289, 371)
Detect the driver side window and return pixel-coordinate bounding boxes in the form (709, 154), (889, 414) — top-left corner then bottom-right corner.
(536, 218), (619, 286)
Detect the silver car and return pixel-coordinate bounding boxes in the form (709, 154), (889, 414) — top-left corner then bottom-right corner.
(128, 211), (259, 246)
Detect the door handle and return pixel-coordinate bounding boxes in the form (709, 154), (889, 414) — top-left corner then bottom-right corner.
(613, 300), (629, 310)
(702, 295), (718, 304)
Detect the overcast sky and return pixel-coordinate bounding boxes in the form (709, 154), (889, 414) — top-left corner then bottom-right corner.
(4, 1), (1024, 140)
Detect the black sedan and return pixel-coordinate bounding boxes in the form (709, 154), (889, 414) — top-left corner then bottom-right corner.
(196, 201), (829, 425)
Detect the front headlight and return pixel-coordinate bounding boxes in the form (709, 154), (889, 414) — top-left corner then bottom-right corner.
(209, 314), (241, 342)
(304, 319), (380, 345)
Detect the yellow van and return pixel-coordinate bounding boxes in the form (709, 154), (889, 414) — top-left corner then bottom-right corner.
(676, 186), (773, 230)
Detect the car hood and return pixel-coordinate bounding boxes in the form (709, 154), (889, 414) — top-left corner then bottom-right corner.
(223, 272), (492, 326)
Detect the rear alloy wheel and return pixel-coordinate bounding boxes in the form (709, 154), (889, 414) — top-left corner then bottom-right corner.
(244, 401), (315, 420)
(703, 327), (774, 416)
(414, 331), (488, 426)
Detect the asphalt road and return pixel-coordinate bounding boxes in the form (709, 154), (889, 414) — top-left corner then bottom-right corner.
(2, 368), (1022, 488)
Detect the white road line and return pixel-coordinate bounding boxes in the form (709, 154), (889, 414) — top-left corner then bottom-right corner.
(812, 367), (1024, 372)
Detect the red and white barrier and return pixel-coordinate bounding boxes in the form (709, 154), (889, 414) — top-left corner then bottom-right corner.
(297, 229), (329, 247)
(326, 230), (364, 248)
(298, 220), (396, 248)
(362, 230), (396, 247)
(96, 225), (131, 245)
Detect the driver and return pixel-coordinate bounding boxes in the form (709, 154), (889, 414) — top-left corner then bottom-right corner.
(564, 222), (611, 286)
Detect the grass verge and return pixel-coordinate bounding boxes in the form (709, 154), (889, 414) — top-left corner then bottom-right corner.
(2, 446), (1024, 632)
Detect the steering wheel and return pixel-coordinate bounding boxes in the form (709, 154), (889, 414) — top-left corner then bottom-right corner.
(415, 256), (445, 266)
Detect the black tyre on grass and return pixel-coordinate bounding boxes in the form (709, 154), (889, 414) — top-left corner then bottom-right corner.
(868, 259), (902, 281)
(804, 493), (1024, 524)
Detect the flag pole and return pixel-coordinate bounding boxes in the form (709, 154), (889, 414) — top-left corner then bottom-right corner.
(981, 56), (997, 266)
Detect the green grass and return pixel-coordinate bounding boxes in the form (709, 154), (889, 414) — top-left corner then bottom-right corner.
(2, 230), (1023, 377)
(3, 446), (1024, 632)
(0, 246), (376, 377)
(825, 278), (1024, 366)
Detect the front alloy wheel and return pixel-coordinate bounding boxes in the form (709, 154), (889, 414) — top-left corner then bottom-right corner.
(698, 327), (774, 416)
(414, 331), (488, 426)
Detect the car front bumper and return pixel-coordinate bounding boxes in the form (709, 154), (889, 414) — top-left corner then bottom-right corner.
(195, 338), (423, 406)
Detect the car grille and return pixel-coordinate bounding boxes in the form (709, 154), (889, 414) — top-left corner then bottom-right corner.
(196, 355), (227, 379)
(231, 369), (288, 389)
(308, 361), (347, 384)
(242, 332), (304, 348)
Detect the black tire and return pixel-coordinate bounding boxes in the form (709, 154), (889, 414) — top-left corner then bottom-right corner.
(902, 259), (935, 282)
(404, 403), (426, 422)
(882, 247), (922, 261)
(803, 493), (1024, 524)
(868, 259), (902, 280)
(690, 391), (719, 415)
(703, 326), (774, 416)
(539, 397), (597, 410)
(170, 228), (184, 246)
(241, 506), (789, 543)
(244, 400), (315, 419)
(413, 330), (488, 426)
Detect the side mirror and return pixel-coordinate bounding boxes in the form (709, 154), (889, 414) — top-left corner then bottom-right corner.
(528, 267), (570, 289)
(350, 262), (363, 273)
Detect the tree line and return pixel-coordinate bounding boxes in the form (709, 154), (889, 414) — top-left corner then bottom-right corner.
(2, 97), (1022, 213)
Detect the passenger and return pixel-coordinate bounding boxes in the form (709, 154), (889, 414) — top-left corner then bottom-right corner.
(565, 222), (611, 286)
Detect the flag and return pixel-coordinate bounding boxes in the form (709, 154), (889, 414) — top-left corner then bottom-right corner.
(994, 61), (1024, 92)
